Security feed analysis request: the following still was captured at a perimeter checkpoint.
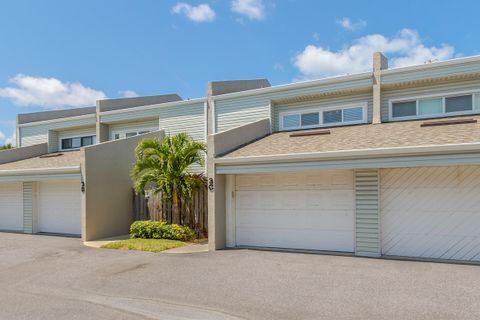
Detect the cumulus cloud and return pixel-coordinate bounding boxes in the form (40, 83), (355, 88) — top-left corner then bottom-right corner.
(119, 90), (139, 98)
(172, 3), (216, 22)
(231, 0), (265, 20)
(336, 17), (367, 31)
(0, 74), (106, 109)
(293, 29), (455, 80)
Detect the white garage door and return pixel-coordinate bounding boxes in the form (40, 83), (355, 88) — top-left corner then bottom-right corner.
(0, 182), (23, 231)
(38, 180), (81, 235)
(381, 166), (480, 262)
(235, 171), (355, 252)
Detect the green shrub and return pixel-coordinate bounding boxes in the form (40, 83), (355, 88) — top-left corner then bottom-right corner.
(130, 220), (196, 241)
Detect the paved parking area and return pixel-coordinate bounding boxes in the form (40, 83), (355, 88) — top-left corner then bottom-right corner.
(1, 232), (480, 319)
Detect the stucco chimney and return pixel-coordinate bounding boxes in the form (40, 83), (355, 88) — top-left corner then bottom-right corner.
(372, 52), (388, 124)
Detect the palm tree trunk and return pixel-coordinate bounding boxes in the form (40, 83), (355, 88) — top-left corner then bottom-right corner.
(172, 190), (181, 224)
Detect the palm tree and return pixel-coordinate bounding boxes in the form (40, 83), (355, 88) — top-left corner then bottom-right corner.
(132, 133), (206, 224)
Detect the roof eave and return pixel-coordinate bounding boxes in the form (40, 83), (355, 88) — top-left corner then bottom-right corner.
(215, 143), (480, 165)
(0, 166), (81, 177)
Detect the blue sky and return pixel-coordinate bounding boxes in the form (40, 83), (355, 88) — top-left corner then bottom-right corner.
(1, 0), (479, 144)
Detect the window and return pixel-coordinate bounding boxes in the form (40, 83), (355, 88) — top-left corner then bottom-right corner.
(61, 135), (96, 150)
(323, 110), (342, 124)
(112, 129), (153, 140)
(419, 98), (442, 115)
(283, 114), (300, 129)
(280, 104), (366, 130)
(391, 92), (479, 120)
(301, 113), (319, 126)
(392, 101), (416, 118)
(445, 95), (472, 113)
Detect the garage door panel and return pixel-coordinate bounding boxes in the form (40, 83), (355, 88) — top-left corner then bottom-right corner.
(38, 181), (81, 235)
(236, 210), (354, 231)
(235, 171), (355, 252)
(236, 228), (353, 252)
(381, 166), (480, 262)
(0, 183), (23, 231)
(237, 190), (354, 210)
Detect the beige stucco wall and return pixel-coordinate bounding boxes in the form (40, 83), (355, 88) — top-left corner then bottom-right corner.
(207, 118), (271, 250)
(81, 130), (165, 241)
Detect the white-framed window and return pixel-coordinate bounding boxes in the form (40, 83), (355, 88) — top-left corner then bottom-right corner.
(112, 130), (152, 140)
(60, 135), (96, 150)
(389, 90), (480, 121)
(279, 103), (367, 131)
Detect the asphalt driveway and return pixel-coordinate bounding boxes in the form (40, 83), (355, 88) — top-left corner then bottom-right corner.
(0, 233), (479, 320)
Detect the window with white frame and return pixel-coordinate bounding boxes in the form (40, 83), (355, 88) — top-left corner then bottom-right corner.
(280, 104), (366, 130)
(112, 130), (152, 140)
(390, 92), (480, 120)
(61, 135), (96, 150)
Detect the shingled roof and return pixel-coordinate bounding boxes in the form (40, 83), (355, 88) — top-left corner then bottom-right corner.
(0, 151), (81, 172)
(220, 115), (480, 159)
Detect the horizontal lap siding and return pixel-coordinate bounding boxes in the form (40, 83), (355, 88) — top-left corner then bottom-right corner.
(355, 169), (380, 257)
(23, 182), (34, 233)
(158, 103), (206, 174)
(214, 78), (372, 133)
(99, 100), (206, 124)
(19, 117), (96, 147)
(382, 61), (480, 85)
(273, 93), (373, 131)
(381, 79), (480, 122)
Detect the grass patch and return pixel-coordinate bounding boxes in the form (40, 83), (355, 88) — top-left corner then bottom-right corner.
(101, 238), (186, 253)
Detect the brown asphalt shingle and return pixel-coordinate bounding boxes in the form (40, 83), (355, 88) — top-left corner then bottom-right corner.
(222, 115), (480, 158)
(0, 151), (82, 171)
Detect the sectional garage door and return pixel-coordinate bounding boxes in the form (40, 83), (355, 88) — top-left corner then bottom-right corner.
(381, 166), (480, 262)
(0, 182), (23, 231)
(235, 171), (355, 252)
(38, 181), (81, 235)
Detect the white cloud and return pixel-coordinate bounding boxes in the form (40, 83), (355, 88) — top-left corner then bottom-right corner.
(336, 17), (366, 31)
(0, 130), (15, 146)
(293, 29), (455, 80)
(231, 0), (265, 20)
(172, 3), (215, 22)
(119, 90), (139, 98)
(0, 74), (106, 109)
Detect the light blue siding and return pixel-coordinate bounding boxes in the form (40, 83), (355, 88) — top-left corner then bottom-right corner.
(158, 102), (205, 142)
(273, 93), (373, 131)
(214, 77), (372, 133)
(19, 116), (96, 147)
(158, 102), (206, 174)
(99, 100), (206, 124)
(381, 79), (480, 121)
(382, 60), (480, 85)
(100, 101), (206, 174)
(354, 170), (380, 257)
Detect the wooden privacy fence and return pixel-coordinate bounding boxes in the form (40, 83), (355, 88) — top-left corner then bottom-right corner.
(133, 186), (208, 237)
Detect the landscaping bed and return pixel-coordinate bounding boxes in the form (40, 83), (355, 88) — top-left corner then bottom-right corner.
(101, 238), (186, 252)
(101, 220), (198, 253)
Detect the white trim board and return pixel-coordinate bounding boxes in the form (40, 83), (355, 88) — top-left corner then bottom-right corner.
(17, 114), (96, 128)
(279, 102), (368, 131)
(98, 98), (206, 117)
(388, 88), (480, 121)
(216, 153), (480, 174)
